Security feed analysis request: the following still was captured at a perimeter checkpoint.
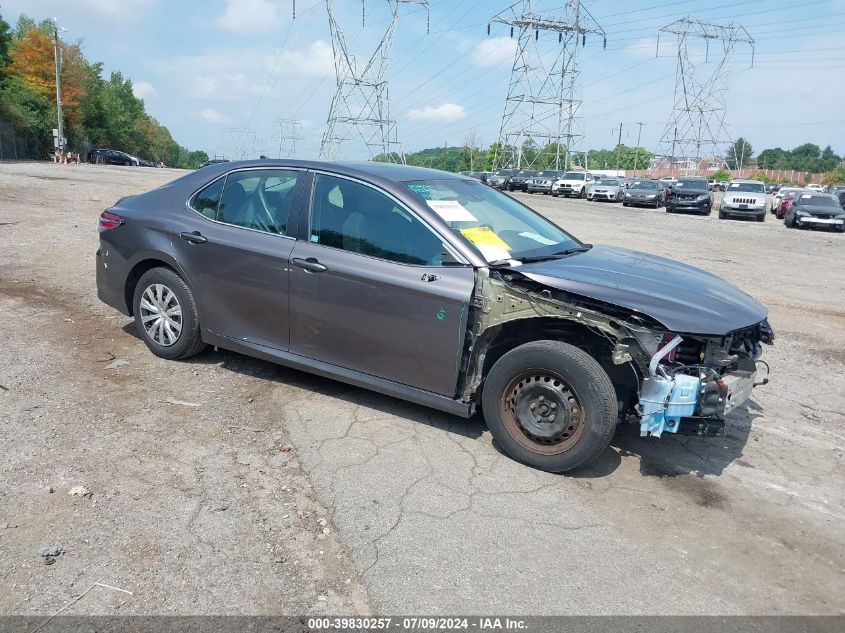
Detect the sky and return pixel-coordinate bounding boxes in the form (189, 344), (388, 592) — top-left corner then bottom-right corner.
(3, 0), (845, 161)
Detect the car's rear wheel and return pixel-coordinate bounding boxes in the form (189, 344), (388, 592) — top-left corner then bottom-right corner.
(580, 187), (587, 199)
(133, 267), (206, 360)
(482, 341), (617, 473)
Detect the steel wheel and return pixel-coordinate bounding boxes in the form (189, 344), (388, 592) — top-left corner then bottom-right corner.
(499, 370), (585, 456)
(139, 283), (183, 347)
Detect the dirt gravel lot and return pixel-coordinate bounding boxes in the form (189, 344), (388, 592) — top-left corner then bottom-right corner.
(0, 161), (843, 616)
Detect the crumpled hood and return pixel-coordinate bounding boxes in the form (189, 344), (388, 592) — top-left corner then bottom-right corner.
(800, 204), (845, 216)
(518, 245), (768, 335)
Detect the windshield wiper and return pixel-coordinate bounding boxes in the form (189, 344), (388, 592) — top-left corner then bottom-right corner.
(514, 244), (592, 263)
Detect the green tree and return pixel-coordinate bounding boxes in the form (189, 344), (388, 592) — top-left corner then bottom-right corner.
(711, 168), (731, 181)
(726, 137), (753, 169)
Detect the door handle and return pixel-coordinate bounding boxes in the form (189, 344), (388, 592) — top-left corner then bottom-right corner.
(180, 231), (207, 244)
(292, 257), (327, 273)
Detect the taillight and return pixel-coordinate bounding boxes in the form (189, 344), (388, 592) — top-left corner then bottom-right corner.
(99, 211), (124, 231)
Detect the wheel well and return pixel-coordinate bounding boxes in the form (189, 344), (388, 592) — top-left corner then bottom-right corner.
(124, 259), (176, 315)
(476, 317), (640, 414)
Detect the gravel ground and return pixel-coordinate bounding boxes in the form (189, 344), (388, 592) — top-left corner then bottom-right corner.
(0, 161), (843, 616)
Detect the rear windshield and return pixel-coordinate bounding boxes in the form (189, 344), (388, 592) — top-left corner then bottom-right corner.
(728, 182), (766, 193)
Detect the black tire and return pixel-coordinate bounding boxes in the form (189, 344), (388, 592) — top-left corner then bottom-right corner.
(132, 267), (206, 360)
(756, 212), (766, 222)
(719, 210), (727, 219)
(482, 341), (617, 473)
(622, 201), (628, 207)
(551, 192), (558, 197)
(703, 208), (712, 216)
(654, 199), (661, 208)
(579, 187), (587, 199)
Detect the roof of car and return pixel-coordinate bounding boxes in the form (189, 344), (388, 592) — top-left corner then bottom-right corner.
(194, 158), (463, 182)
(730, 179), (764, 184)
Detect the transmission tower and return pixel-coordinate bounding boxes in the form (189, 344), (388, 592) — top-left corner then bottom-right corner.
(276, 119), (302, 158)
(490, 0), (605, 170)
(656, 17), (754, 177)
(320, 0), (429, 162)
(226, 128), (257, 160)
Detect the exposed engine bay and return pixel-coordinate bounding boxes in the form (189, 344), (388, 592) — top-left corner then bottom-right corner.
(459, 267), (774, 437)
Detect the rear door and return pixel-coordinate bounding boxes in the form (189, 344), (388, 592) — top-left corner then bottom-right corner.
(171, 167), (306, 351)
(288, 172), (476, 396)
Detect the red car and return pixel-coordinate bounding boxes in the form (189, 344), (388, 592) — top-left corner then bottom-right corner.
(775, 187), (805, 219)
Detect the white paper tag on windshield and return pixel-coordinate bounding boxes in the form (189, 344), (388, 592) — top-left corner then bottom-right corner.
(801, 194), (811, 199)
(474, 242), (511, 262)
(518, 231), (557, 245)
(427, 200), (477, 222)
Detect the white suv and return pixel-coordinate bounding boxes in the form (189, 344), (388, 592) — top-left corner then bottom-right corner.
(551, 171), (595, 198)
(719, 180), (768, 222)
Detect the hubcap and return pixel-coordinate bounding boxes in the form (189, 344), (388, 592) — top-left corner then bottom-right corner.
(500, 371), (585, 454)
(139, 283), (182, 347)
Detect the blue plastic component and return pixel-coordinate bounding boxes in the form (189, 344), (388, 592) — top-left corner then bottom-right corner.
(639, 374), (701, 437)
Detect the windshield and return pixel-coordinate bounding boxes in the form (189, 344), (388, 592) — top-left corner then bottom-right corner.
(405, 179), (582, 263)
(494, 169), (515, 176)
(727, 182), (766, 193)
(515, 171), (537, 177)
(630, 180), (659, 190)
(798, 194), (838, 207)
(561, 172), (585, 180)
(596, 179), (619, 186)
(676, 179), (707, 188)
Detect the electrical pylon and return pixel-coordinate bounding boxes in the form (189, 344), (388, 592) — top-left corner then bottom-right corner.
(320, 0), (429, 162)
(490, 0), (605, 170)
(655, 17), (754, 176)
(276, 119), (302, 158)
(226, 128), (257, 160)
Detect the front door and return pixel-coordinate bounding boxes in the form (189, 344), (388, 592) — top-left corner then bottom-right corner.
(289, 172), (475, 397)
(171, 167), (304, 351)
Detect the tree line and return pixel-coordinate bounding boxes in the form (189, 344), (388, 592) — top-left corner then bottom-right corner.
(0, 13), (207, 168)
(727, 137), (843, 178)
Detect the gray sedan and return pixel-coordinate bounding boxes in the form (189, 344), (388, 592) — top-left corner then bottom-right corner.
(95, 160), (773, 473)
(623, 179), (664, 208)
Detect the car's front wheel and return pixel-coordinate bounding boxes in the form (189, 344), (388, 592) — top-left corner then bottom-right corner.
(481, 341), (617, 473)
(133, 267), (206, 360)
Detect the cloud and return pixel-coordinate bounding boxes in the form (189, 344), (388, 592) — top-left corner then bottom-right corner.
(214, 0), (283, 36)
(198, 109), (232, 125)
(407, 103), (466, 123)
(132, 81), (155, 99)
(272, 40), (334, 78)
(472, 37), (517, 67)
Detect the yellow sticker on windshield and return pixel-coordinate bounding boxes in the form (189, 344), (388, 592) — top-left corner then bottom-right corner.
(460, 226), (511, 251)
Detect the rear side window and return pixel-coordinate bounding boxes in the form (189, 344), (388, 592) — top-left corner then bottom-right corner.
(217, 169), (299, 235)
(192, 178), (223, 220)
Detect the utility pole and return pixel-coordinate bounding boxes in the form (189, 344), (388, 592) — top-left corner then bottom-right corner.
(634, 121), (645, 173)
(613, 122), (623, 174)
(52, 18), (65, 154)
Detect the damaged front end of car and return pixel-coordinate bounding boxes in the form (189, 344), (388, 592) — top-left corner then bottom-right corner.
(459, 267), (774, 438)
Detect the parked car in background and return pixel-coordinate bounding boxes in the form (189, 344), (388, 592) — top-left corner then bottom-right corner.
(507, 170), (538, 192)
(665, 177), (712, 215)
(806, 183), (825, 193)
(551, 171), (595, 198)
(658, 176), (678, 187)
(586, 178), (624, 202)
(199, 159), (231, 169)
(719, 180), (768, 221)
(623, 179), (665, 208)
(458, 171), (489, 184)
(707, 179), (718, 190)
(765, 183), (779, 194)
(772, 186), (804, 216)
(526, 171), (562, 194)
(717, 181), (728, 191)
(88, 148), (140, 166)
(783, 193), (845, 232)
(487, 169), (517, 190)
(836, 190), (845, 211)
(95, 159), (773, 473)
